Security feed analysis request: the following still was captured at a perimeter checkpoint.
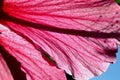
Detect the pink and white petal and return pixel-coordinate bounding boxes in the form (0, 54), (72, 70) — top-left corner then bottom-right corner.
(2, 0), (120, 80)
(0, 53), (13, 80)
(0, 24), (66, 80)
(4, 20), (119, 80)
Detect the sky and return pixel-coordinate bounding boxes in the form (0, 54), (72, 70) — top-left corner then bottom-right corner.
(90, 1), (120, 80)
(90, 47), (120, 80)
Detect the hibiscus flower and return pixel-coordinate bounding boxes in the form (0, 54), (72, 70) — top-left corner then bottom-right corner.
(0, 0), (120, 80)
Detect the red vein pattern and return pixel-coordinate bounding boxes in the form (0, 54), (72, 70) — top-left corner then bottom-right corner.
(0, 0), (120, 80)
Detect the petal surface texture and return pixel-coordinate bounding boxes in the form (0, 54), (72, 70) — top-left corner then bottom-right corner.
(2, 0), (120, 80)
(0, 24), (66, 80)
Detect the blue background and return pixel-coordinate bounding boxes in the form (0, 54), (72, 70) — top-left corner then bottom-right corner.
(91, 47), (120, 80)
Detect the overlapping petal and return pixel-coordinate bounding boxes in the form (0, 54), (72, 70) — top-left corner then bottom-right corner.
(0, 24), (66, 80)
(1, 0), (120, 80)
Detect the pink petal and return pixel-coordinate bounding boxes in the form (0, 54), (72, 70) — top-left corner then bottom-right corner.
(0, 53), (13, 80)
(0, 24), (66, 80)
(2, 0), (120, 80)
(4, 0), (120, 33)
(4, 21), (120, 80)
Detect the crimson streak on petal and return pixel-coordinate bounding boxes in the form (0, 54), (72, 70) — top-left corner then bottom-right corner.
(1, 13), (120, 39)
(0, 0), (4, 19)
